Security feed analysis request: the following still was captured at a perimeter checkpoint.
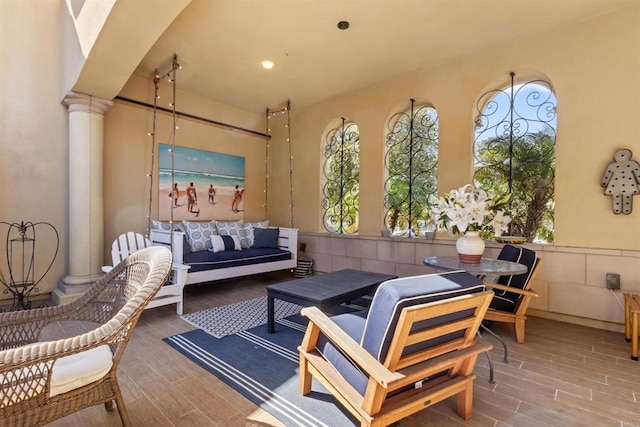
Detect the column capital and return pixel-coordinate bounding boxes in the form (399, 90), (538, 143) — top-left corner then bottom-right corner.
(63, 91), (113, 115)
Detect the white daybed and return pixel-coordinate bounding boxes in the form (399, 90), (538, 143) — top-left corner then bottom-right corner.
(149, 227), (298, 286)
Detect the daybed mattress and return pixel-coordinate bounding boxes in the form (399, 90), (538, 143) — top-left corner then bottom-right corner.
(183, 248), (292, 273)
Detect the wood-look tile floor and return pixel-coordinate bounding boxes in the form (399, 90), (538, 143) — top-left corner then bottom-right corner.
(49, 272), (640, 427)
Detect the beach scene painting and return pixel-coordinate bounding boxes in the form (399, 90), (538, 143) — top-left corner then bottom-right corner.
(159, 143), (245, 221)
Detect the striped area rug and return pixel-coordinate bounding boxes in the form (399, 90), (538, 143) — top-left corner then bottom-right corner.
(164, 313), (357, 426)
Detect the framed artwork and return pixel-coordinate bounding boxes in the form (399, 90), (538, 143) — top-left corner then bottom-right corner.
(159, 144), (245, 221)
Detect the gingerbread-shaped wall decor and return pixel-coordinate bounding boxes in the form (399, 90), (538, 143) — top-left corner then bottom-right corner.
(600, 149), (640, 214)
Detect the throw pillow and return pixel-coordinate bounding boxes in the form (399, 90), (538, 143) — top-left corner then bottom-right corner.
(151, 220), (190, 256)
(182, 220), (218, 252)
(210, 235), (241, 253)
(151, 220), (185, 233)
(215, 220), (252, 249)
(245, 220), (270, 246)
(252, 227), (279, 249)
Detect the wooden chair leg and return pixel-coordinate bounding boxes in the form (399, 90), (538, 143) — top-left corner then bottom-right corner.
(625, 296), (632, 342)
(299, 356), (312, 395)
(104, 400), (114, 411)
(456, 384), (473, 420)
(632, 312), (639, 361)
(514, 318), (526, 344)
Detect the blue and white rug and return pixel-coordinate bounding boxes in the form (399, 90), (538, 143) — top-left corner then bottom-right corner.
(181, 296), (303, 338)
(164, 313), (357, 426)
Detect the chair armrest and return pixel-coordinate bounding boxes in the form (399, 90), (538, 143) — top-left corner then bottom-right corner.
(400, 338), (493, 383)
(299, 306), (404, 388)
(101, 266), (113, 273)
(484, 282), (538, 297)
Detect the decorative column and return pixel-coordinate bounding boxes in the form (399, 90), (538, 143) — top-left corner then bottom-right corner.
(53, 92), (112, 305)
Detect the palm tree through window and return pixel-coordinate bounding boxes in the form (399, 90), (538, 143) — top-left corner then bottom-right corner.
(322, 118), (359, 234)
(473, 72), (557, 243)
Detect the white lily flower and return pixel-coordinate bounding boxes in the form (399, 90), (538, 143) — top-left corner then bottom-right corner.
(428, 184), (512, 238)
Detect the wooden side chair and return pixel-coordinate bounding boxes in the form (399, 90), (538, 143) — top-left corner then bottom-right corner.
(103, 231), (188, 314)
(483, 244), (542, 344)
(0, 246), (172, 426)
(298, 271), (493, 427)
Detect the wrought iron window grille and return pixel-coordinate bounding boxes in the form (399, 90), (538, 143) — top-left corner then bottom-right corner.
(384, 99), (438, 237)
(473, 72), (556, 242)
(322, 118), (360, 234)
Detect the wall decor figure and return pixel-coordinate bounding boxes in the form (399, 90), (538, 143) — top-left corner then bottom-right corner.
(600, 148), (640, 215)
(159, 144), (245, 221)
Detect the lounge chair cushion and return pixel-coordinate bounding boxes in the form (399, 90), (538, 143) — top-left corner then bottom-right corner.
(316, 311), (369, 395)
(316, 271), (484, 396)
(491, 244), (538, 312)
(361, 271), (485, 361)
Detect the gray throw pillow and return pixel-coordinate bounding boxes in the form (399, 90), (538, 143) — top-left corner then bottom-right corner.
(252, 227), (279, 249)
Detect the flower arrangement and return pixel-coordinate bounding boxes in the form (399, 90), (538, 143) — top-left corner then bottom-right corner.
(429, 184), (511, 238)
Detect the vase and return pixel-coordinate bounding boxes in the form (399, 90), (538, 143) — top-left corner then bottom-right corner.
(455, 231), (485, 264)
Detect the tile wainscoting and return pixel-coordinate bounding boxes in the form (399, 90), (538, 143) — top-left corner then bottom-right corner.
(298, 232), (640, 333)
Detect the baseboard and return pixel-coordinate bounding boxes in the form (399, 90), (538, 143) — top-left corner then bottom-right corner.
(528, 308), (624, 333)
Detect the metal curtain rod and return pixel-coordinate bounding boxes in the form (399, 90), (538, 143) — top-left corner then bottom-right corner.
(114, 96), (270, 139)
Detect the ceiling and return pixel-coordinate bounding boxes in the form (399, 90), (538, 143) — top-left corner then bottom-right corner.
(134, 0), (631, 114)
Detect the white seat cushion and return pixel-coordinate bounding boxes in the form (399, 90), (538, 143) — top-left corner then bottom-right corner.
(50, 345), (113, 397)
(1, 345), (113, 406)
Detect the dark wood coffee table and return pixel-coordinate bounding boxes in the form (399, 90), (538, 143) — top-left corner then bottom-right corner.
(266, 269), (396, 333)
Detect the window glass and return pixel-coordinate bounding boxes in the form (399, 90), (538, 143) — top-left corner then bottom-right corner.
(473, 75), (557, 243)
(322, 119), (359, 234)
(384, 102), (438, 237)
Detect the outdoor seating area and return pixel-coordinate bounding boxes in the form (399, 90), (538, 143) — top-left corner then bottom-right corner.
(32, 272), (640, 427)
(3, 1), (640, 426)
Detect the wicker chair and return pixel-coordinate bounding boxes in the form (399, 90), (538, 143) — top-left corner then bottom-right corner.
(0, 245), (172, 426)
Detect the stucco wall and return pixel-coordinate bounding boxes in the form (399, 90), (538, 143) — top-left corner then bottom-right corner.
(0, 0), (68, 298)
(271, 4), (640, 252)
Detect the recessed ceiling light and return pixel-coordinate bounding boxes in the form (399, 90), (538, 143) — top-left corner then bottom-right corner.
(337, 20), (350, 30)
(260, 59), (276, 70)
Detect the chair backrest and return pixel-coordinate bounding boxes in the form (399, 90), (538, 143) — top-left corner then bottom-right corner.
(361, 271), (487, 367)
(493, 244), (539, 312)
(110, 232), (151, 266)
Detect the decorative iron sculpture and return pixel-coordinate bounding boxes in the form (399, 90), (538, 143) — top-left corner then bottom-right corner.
(322, 118), (359, 234)
(473, 72), (556, 241)
(601, 149), (640, 214)
(0, 221), (59, 311)
(383, 99), (438, 237)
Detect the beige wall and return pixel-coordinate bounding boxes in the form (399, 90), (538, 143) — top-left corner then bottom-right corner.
(0, 0), (68, 298)
(276, 4), (640, 251)
(103, 75), (271, 255)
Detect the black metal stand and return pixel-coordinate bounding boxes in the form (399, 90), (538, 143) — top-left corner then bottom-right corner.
(0, 221), (58, 311)
(478, 324), (509, 384)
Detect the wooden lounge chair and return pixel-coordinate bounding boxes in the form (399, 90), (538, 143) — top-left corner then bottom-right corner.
(0, 246), (172, 426)
(483, 244), (542, 344)
(298, 271), (493, 427)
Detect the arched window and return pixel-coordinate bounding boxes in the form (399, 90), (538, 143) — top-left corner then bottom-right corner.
(384, 100), (438, 237)
(322, 118), (359, 234)
(473, 72), (557, 243)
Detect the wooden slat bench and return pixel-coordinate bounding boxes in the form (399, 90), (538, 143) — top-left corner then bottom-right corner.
(624, 293), (640, 360)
